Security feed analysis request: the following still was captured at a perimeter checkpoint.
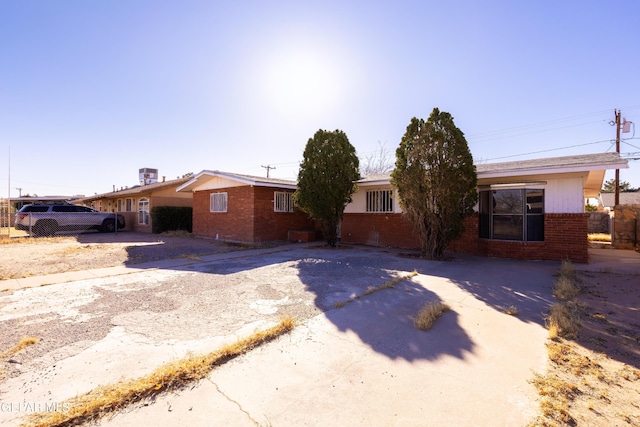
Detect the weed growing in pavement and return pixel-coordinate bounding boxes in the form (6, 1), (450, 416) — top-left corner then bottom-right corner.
(553, 275), (580, 301)
(23, 317), (296, 427)
(0, 336), (39, 359)
(546, 302), (583, 340)
(0, 337), (39, 382)
(333, 271), (418, 309)
(414, 301), (451, 331)
(504, 305), (519, 316)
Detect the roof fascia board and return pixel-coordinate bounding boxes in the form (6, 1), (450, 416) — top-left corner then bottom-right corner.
(478, 162), (628, 180)
(177, 170), (297, 192)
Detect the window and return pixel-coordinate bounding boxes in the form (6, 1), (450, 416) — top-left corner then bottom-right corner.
(117, 199), (122, 212)
(274, 191), (294, 212)
(125, 198), (133, 212)
(138, 198), (150, 225)
(366, 190), (394, 213)
(479, 188), (544, 241)
(210, 192), (228, 212)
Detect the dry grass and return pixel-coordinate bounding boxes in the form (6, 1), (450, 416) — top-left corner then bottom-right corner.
(552, 260), (579, 301)
(557, 259), (576, 280)
(1, 337), (39, 383)
(553, 276), (580, 301)
(529, 372), (579, 425)
(333, 271), (418, 309)
(23, 317), (296, 427)
(504, 305), (519, 316)
(0, 236), (69, 245)
(0, 336), (39, 359)
(547, 302), (583, 340)
(588, 233), (611, 242)
(414, 301), (451, 331)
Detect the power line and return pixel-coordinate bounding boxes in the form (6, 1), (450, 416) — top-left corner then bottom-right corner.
(484, 139), (613, 161)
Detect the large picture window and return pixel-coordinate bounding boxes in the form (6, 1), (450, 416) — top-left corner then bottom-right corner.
(479, 188), (544, 241)
(366, 190), (394, 213)
(210, 192), (228, 213)
(274, 191), (294, 212)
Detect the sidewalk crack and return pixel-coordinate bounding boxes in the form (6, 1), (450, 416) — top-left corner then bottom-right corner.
(208, 378), (260, 426)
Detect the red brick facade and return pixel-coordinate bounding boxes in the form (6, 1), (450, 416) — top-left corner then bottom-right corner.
(192, 186), (315, 243)
(341, 213), (420, 249)
(342, 212), (589, 263)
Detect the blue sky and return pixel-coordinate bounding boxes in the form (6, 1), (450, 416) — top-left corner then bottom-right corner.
(1, 1), (639, 197)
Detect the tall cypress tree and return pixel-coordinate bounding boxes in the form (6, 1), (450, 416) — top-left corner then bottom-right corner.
(391, 108), (477, 259)
(294, 129), (360, 246)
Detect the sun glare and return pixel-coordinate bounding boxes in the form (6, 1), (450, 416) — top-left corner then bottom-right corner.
(264, 49), (342, 117)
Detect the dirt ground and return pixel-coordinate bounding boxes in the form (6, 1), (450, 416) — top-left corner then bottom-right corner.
(527, 263), (640, 426)
(1, 232), (639, 425)
(0, 231), (264, 280)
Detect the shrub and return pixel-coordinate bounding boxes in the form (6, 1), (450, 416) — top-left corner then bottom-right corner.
(150, 206), (192, 234)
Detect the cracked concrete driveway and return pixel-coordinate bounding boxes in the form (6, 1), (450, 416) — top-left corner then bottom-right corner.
(0, 243), (558, 426)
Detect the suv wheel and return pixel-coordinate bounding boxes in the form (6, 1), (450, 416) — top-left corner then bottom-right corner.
(101, 219), (116, 233)
(34, 220), (57, 237)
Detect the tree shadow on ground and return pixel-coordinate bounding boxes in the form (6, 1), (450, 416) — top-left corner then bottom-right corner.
(295, 251), (476, 362)
(426, 252), (559, 327)
(575, 270), (640, 370)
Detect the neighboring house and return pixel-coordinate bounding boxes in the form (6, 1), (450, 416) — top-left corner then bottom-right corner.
(177, 171), (315, 243)
(599, 192), (640, 211)
(341, 153), (628, 263)
(76, 177), (192, 233)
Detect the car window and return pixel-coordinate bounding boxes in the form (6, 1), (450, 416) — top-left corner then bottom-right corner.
(21, 206), (49, 212)
(52, 205), (77, 212)
(77, 206), (96, 213)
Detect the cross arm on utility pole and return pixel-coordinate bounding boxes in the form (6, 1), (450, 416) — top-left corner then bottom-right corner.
(261, 165), (276, 178)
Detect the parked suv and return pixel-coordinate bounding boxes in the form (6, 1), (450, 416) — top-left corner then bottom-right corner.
(15, 203), (125, 236)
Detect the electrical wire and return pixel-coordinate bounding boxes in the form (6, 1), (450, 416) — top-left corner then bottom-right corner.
(484, 139), (614, 161)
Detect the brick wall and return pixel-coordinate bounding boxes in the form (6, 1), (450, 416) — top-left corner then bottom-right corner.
(252, 187), (315, 242)
(193, 186), (255, 241)
(341, 213), (420, 249)
(343, 212), (589, 262)
(193, 186), (314, 243)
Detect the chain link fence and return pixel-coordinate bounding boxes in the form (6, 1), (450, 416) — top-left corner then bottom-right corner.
(4, 202), (124, 238)
(1, 199), (13, 238)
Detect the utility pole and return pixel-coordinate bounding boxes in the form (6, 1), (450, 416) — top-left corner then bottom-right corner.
(15, 187), (22, 197)
(261, 165), (276, 178)
(615, 109), (621, 206)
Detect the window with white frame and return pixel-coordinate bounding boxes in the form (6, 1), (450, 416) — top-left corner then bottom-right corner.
(274, 191), (294, 212)
(138, 198), (150, 225)
(210, 192), (228, 212)
(366, 189), (394, 213)
(125, 198), (133, 212)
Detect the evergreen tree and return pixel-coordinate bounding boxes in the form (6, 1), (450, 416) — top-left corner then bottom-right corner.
(295, 129), (360, 246)
(391, 108), (477, 259)
(601, 178), (637, 192)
